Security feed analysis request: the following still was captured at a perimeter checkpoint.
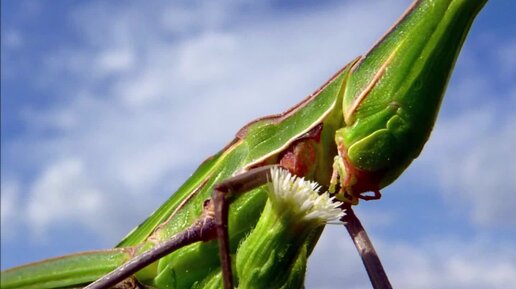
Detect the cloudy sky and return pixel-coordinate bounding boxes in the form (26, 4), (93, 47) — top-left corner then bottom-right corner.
(1, 0), (515, 288)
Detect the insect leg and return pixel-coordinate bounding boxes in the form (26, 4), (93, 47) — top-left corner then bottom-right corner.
(341, 205), (392, 289)
(212, 164), (278, 289)
(85, 201), (218, 289)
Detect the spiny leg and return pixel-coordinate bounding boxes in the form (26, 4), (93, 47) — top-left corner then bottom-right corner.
(212, 165), (278, 289)
(85, 201), (217, 289)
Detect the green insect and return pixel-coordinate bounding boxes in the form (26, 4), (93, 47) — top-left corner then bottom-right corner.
(1, 0), (487, 288)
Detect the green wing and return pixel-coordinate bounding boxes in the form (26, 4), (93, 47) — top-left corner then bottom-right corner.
(116, 59), (355, 248)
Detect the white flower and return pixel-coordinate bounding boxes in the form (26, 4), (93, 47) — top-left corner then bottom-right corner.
(268, 167), (345, 225)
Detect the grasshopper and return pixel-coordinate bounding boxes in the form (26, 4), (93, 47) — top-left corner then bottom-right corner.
(1, 0), (487, 288)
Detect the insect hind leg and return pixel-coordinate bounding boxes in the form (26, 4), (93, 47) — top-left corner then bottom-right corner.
(212, 165), (278, 289)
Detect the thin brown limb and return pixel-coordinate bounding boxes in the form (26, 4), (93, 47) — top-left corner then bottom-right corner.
(85, 201), (217, 289)
(212, 165), (277, 289)
(342, 205), (393, 289)
(212, 190), (232, 289)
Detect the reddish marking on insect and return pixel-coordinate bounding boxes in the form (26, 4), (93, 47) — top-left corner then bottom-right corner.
(279, 124), (323, 177)
(347, 163), (383, 199)
(279, 140), (317, 177)
(296, 123), (323, 142)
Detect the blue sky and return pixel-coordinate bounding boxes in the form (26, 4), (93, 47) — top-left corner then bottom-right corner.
(1, 0), (515, 288)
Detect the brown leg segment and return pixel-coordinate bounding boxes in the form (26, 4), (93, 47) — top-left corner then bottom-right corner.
(88, 165), (278, 289)
(342, 205), (392, 289)
(85, 201), (217, 289)
(212, 165), (277, 289)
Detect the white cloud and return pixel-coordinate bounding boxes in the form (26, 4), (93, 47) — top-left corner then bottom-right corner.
(3, 1), (514, 287)
(96, 48), (136, 74)
(497, 39), (516, 77)
(0, 179), (21, 240)
(1, 29), (23, 79)
(26, 158), (105, 238)
(450, 117), (516, 226)
(419, 43), (516, 227)
(308, 226), (516, 289)
(385, 239), (516, 289)
(2, 29), (23, 50)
